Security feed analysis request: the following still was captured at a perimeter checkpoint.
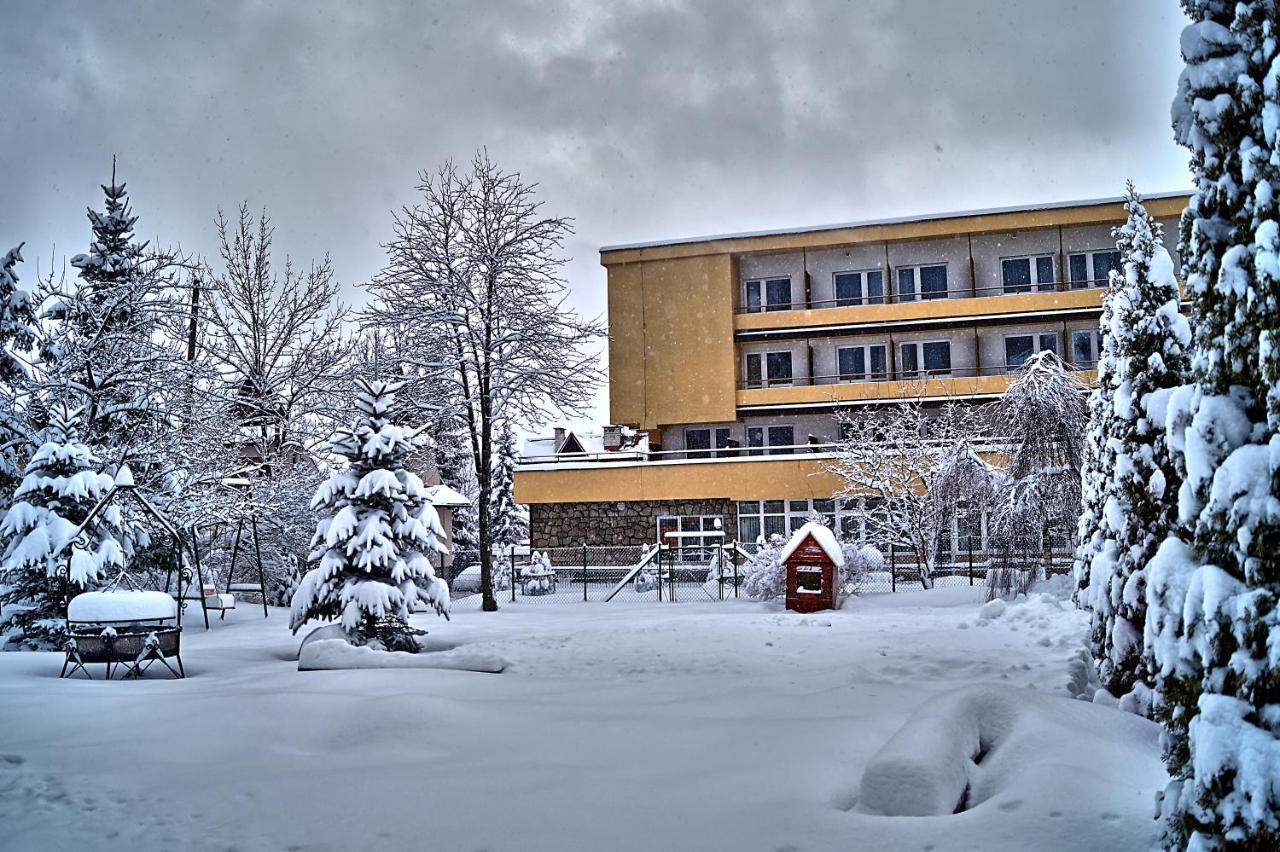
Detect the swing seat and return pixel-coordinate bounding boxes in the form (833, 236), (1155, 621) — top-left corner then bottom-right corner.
(227, 583), (263, 594)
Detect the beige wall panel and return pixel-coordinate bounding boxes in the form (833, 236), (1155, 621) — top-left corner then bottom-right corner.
(607, 262), (647, 426)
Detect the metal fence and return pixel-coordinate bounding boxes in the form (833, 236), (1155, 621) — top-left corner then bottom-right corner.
(442, 543), (1074, 603)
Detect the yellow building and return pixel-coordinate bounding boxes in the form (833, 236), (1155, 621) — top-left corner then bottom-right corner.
(514, 192), (1190, 550)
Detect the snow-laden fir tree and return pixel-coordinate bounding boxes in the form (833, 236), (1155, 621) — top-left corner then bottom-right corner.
(0, 404), (125, 649)
(0, 244), (38, 505)
(289, 378), (450, 651)
(488, 421), (526, 553)
(1146, 4), (1280, 848)
(0, 244), (35, 387)
(39, 162), (185, 467)
(1076, 186), (1191, 712)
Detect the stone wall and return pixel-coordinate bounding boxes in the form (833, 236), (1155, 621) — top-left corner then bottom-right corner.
(529, 499), (738, 549)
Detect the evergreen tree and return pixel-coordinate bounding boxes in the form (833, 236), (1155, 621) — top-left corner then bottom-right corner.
(430, 414), (478, 553)
(0, 243), (36, 386)
(289, 378), (450, 651)
(0, 244), (38, 504)
(0, 404), (124, 650)
(1147, 5), (1280, 848)
(40, 162), (183, 467)
(1078, 186), (1191, 710)
(488, 421), (526, 551)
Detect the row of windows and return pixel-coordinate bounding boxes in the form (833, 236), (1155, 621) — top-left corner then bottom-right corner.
(743, 250), (1123, 311)
(685, 424), (798, 458)
(742, 330), (1103, 387)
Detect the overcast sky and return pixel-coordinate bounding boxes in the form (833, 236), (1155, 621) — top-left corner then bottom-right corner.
(2, 0), (1192, 429)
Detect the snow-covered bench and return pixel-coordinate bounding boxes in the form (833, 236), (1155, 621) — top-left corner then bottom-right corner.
(62, 590), (185, 679)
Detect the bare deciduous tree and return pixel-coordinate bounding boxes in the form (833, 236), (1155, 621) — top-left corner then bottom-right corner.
(364, 151), (605, 611)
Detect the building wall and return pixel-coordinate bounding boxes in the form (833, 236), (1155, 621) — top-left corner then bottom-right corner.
(529, 499), (737, 549)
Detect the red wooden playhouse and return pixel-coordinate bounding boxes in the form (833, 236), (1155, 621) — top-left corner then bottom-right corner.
(781, 522), (844, 613)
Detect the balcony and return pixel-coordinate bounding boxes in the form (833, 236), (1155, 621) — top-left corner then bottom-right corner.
(736, 364), (1097, 409)
(735, 279), (1108, 336)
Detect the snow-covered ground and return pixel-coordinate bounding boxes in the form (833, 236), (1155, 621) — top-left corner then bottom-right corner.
(0, 586), (1166, 851)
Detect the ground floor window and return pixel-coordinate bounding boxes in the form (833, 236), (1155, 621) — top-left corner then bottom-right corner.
(657, 515), (723, 562)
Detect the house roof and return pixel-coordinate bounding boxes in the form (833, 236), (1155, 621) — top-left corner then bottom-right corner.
(780, 522), (845, 567)
(521, 428), (650, 460)
(425, 484), (472, 507)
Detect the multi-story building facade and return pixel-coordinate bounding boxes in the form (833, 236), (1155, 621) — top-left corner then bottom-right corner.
(513, 193), (1189, 553)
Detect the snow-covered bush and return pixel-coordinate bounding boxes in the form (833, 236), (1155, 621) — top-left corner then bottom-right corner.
(742, 534), (787, 601)
(521, 550), (555, 596)
(840, 543), (881, 596)
(289, 378), (449, 651)
(1145, 5), (1280, 848)
(1075, 185), (1190, 708)
(0, 404), (126, 649)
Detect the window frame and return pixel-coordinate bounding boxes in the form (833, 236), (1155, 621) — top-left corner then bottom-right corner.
(744, 276), (794, 312)
(1003, 331), (1060, 372)
(1067, 250), (1122, 289)
(899, 339), (953, 378)
(744, 350), (795, 389)
(836, 343), (888, 382)
(1070, 329), (1104, 369)
(895, 264), (949, 302)
(1000, 254), (1057, 294)
(832, 268), (886, 307)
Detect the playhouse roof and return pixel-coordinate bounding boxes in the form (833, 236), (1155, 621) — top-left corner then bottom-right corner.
(780, 522), (845, 567)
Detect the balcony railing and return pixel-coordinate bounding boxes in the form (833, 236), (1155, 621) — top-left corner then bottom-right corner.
(736, 278), (1111, 315)
(738, 360), (1099, 390)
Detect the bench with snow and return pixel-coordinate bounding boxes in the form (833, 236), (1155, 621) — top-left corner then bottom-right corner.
(62, 590), (185, 680)
(180, 583), (237, 621)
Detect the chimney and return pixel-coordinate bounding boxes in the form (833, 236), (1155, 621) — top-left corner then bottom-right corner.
(603, 424), (623, 451)
(553, 427), (567, 452)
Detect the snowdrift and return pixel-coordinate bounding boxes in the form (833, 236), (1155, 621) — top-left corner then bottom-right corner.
(857, 684), (1161, 817)
(296, 626), (504, 673)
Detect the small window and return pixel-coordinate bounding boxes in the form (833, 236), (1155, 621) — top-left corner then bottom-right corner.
(713, 427), (733, 458)
(900, 341), (951, 377)
(1001, 255), (1056, 294)
(1071, 329), (1104, 369)
(836, 344), (887, 382)
(897, 265), (948, 302)
(744, 277), (793, 312)
(1004, 332), (1058, 371)
(1068, 250), (1122, 288)
(685, 428), (711, 459)
(768, 425), (795, 455)
(745, 351), (793, 388)
(834, 270), (885, 307)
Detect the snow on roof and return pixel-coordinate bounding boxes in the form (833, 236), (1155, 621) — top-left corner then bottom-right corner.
(600, 190), (1192, 253)
(425, 484), (471, 507)
(521, 428), (649, 459)
(780, 522), (845, 567)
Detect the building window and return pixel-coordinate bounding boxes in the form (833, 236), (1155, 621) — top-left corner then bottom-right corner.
(896, 264), (948, 302)
(744, 277), (793, 312)
(685, 428), (711, 459)
(899, 340), (952, 377)
(746, 424), (796, 456)
(1068, 250), (1122, 288)
(1001, 255), (1056, 294)
(1070, 329), (1104, 369)
(837, 344), (888, 381)
(657, 515), (723, 563)
(1004, 332), (1059, 371)
(833, 270), (886, 307)
(745, 351), (794, 388)
(738, 498), (839, 545)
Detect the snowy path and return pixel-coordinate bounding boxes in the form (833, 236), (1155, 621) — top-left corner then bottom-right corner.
(0, 588), (1165, 851)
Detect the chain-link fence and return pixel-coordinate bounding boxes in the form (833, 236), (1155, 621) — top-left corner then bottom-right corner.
(442, 542), (1074, 604)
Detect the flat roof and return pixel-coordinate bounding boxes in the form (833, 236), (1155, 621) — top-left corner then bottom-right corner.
(599, 190), (1191, 254)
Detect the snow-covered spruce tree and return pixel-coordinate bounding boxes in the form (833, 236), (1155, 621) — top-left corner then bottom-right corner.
(0, 404), (124, 650)
(986, 351), (1087, 599)
(1146, 5), (1280, 848)
(289, 378), (450, 651)
(38, 162), (186, 473)
(489, 421), (526, 552)
(0, 244), (38, 505)
(1077, 186), (1192, 711)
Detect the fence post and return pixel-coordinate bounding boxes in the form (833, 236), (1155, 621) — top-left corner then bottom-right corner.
(890, 545), (896, 593)
(510, 550), (516, 602)
(733, 550), (740, 599)
(669, 545), (677, 602)
(968, 531), (974, 586)
(657, 546), (663, 602)
(717, 546), (724, 601)
(582, 543), (588, 602)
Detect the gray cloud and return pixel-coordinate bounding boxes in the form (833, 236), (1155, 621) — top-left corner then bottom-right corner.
(1, 0), (1191, 425)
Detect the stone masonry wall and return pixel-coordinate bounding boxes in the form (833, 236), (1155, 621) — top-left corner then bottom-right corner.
(529, 499), (738, 549)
